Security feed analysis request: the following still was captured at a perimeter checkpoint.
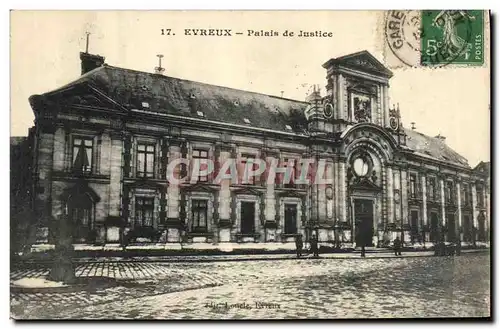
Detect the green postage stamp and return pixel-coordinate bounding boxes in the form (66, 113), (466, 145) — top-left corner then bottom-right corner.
(385, 10), (486, 67)
(421, 10), (484, 66)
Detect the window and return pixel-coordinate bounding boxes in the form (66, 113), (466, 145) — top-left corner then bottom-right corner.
(240, 202), (255, 234)
(191, 199), (208, 232)
(462, 183), (470, 206)
(446, 181), (454, 203)
(241, 154), (257, 185)
(137, 144), (155, 178)
(284, 204), (298, 234)
(72, 137), (93, 173)
(477, 186), (485, 207)
(135, 197), (154, 227)
(409, 174), (417, 198)
(428, 177), (436, 201)
(192, 149), (209, 182)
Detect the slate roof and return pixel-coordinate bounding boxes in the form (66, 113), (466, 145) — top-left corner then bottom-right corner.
(38, 60), (470, 168)
(404, 128), (469, 167)
(52, 65), (309, 134)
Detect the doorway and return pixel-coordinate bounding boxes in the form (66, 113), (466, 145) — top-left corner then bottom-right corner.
(284, 204), (298, 234)
(410, 210), (419, 243)
(430, 212), (439, 242)
(446, 213), (456, 242)
(240, 202), (255, 234)
(354, 198), (374, 247)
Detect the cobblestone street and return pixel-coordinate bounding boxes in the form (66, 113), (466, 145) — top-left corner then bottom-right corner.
(11, 253), (490, 319)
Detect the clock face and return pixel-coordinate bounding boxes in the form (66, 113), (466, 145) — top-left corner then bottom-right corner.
(324, 103), (334, 119)
(353, 157), (370, 177)
(389, 116), (399, 131)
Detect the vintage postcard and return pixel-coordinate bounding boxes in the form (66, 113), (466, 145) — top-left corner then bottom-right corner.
(10, 10), (491, 320)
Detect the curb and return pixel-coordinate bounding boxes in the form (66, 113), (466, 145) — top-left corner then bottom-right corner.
(13, 249), (489, 265)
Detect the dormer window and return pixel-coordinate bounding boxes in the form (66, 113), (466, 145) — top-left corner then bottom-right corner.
(190, 93), (197, 99)
(243, 118), (251, 124)
(196, 111), (204, 117)
(285, 125), (293, 131)
(141, 102), (150, 108)
(234, 100), (240, 106)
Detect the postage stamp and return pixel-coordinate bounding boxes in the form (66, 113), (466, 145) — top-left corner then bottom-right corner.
(421, 10), (484, 66)
(384, 10), (485, 68)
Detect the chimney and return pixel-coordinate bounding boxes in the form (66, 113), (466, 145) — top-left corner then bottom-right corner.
(80, 52), (105, 75)
(435, 134), (446, 142)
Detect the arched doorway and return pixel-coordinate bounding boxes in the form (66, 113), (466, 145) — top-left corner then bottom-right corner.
(67, 193), (94, 243)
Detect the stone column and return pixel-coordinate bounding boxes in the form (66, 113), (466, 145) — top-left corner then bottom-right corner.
(400, 170), (409, 242)
(439, 177), (446, 227)
(216, 143), (234, 243)
(339, 159), (347, 223)
(471, 183), (478, 243)
(165, 139), (184, 243)
(485, 183), (490, 241)
(37, 126), (55, 242)
(52, 126), (65, 171)
(456, 180), (462, 242)
(108, 133), (123, 218)
(421, 174), (428, 242)
(386, 166), (394, 223)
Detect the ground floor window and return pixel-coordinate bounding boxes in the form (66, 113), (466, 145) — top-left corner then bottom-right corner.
(462, 214), (473, 242)
(135, 197), (154, 227)
(284, 204), (298, 234)
(410, 210), (419, 243)
(191, 199), (208, 232)
(478, 213), (486, 241)
(240, 202), (255, 234)
(446, 213), (456, 242)
(430, 212), (439, 242)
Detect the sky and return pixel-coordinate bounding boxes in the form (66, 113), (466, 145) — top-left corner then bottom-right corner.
(10, 11), (490, 167)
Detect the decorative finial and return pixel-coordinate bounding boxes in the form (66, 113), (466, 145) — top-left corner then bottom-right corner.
(280, 91), (284, 98)
(155, 54), (165, 74)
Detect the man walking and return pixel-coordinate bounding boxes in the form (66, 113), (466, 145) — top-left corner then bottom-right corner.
(295, 234), (303, 258)
(310, 233), (319, 258)
(394, 236), (402, 256)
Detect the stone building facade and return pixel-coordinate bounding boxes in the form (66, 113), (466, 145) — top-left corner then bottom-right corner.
(27, 50), (490, 248)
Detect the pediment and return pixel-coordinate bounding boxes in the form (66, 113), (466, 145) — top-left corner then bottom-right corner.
(43, 83), (128, 113)
(232, 186), (264, 196)
(349, 177), (382, 192)
(61, 180), (101, 203)
(326, 51), (393, 78)
(182, 183), (218, 193)
(276, 189), (307, 198)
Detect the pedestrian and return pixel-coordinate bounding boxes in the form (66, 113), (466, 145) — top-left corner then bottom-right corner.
(310, 234), (319, 258)
(295, 234), (303, 258)
(394, 236), (402, 256)
(121, 227), (131, 252)
(360, 242), (366, 258)
(455, 236), (461, 256)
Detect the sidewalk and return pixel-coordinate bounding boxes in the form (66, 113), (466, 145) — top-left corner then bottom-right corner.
(14, 248), (488, 265)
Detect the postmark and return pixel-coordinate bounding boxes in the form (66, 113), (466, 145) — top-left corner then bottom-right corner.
(384, 10), (484, 68)
(385, 10), (422, 67)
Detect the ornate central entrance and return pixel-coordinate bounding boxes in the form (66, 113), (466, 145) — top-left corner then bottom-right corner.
(353, 198), (374, 247)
